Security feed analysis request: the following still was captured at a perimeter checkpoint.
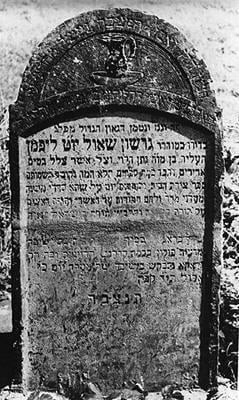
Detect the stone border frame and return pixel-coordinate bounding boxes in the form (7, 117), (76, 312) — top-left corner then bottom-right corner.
(9, 8), (223, 390)
(10, 8), (221, 135)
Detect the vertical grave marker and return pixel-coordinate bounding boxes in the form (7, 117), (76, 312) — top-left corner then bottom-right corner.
(10, 9), (223, 393)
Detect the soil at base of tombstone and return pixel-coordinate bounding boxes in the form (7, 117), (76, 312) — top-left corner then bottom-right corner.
(0, 389), (210, 400)
(0, 386), (238, 400)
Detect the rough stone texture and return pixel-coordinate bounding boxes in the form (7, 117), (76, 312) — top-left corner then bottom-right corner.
(0, 108), (11, 332)
(9, 7), (223, 394)
(19, 116), (211, 391)
(11, 8), (219, 135)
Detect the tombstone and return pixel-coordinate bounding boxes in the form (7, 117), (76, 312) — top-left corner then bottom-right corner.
(9, 8), (223, 394)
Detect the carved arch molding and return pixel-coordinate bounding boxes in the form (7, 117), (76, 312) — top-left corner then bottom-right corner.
(11, 8), (220, 136)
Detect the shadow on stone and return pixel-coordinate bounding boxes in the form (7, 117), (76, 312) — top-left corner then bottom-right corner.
(0, 333), (14, 389)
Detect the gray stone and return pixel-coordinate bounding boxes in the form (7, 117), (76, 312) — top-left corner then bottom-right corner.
(9, 8), (223, 395)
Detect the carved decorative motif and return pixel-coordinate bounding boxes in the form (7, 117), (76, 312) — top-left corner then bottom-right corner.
(11, 8), (220, 135)
(90, 34), (143, 86)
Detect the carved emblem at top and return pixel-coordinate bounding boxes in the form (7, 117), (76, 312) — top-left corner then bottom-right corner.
(91, 34), (143, 86)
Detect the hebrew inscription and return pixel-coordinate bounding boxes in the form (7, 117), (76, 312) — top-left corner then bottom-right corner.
(19, 115), (212, 391)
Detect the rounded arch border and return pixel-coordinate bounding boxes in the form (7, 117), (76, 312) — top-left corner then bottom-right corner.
(11, 8), (221, 137)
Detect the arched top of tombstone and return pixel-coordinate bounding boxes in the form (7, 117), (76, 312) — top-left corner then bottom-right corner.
(11, 8), (220, 135)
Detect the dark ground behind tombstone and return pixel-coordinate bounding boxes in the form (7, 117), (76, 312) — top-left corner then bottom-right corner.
(0, 333), (14, 389)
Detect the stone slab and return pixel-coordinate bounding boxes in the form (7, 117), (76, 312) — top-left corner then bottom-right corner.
(9, 7), (223, 393)
(18, 114), (213, 392)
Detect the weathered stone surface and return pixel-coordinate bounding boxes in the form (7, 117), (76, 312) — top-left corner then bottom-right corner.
(9, 8), (223, 394)
(19, 115), (210, 390)
(10, 8), (219, 136)
(0, 108), (11, 333)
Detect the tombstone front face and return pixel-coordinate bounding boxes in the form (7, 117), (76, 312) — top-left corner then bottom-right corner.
(10, 9), (222, 393)
(18, 114), (212, 390)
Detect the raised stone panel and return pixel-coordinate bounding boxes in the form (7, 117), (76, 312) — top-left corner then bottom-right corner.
(18, 114), (212, 390)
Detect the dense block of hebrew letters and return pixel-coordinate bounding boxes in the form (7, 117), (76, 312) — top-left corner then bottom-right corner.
(19, 115), (212, 390)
